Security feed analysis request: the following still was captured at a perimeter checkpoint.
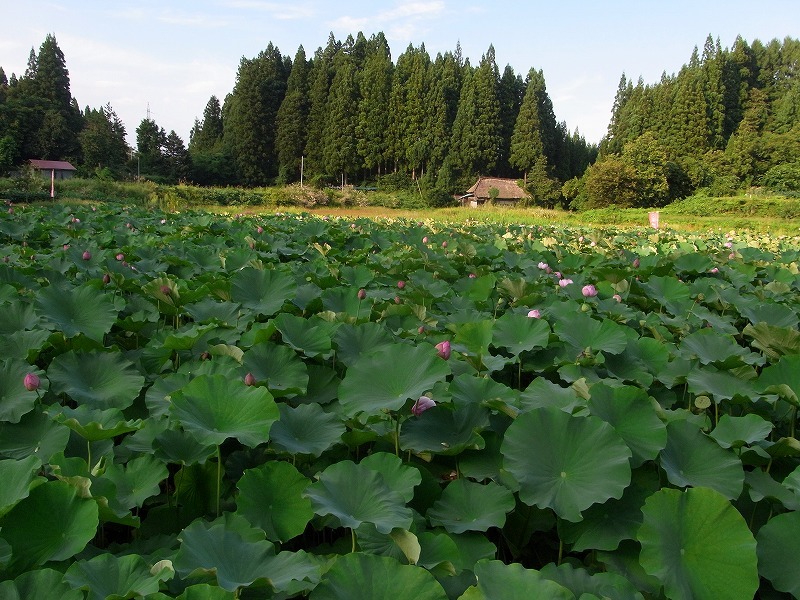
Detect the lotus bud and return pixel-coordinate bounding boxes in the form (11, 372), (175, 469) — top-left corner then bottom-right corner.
(116, 253), (124, 261)
(102, 273), (111, 285)
(394, 296), (401, 304)
(527, 309), (541, 318)
(435, 340), (451, 360)
(357, 288), (366, 300)
(558, 278), (573, 287)
(441, 241), (447, 248)
(581, 284), (598, 297)
(422, 236), (429, 244)
(418, 326), (425, 334)
(257, 226), (264, 234)
(24, 373), (40, 391)
(613, 294), (622, 302)
(468, 273), (476, 279)
(397, 280), (405, 289)
(244, 372), (256, 386)
(632, 257), (640, 268)
(82, 250), (91, 260)
(412, 395), (436, 416)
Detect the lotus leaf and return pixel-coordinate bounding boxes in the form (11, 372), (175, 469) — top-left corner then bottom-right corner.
(0, 455), (43, 517)
(427, 479), (515, 534)
(539, 562), (645, 599)
(35, 284), (119, 342)
(47, 350), (145, 410)
(0, 359), (43, 423)
(64, 553), (174, 600)
(241, 341), (309, 397)
(756, 510), (800, 596)
(0, 568), (84, 600)
(269, 403), (344, 457)
(457, 560), (573, 600)
(230, 267), (296, 317)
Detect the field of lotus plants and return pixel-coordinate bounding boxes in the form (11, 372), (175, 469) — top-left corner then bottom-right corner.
(1, 201), (799, 599)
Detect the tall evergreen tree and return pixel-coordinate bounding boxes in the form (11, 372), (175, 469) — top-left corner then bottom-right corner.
(136, 117), (167, 177)
(79, 103), (129, 174)
(323, 48), (359, 183)
(189, 95), (224, 152)
(164, 130), (191, 182)
(357, 33), (392, 177)
(276, 46), (310, 182)
(701, 35), (727, 149)
(424, 51), (461, 180)
(304, 34), (340, 178)
(496, 65), (524, 176)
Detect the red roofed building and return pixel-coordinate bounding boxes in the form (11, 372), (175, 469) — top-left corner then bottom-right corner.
(29, 159), (77, 180)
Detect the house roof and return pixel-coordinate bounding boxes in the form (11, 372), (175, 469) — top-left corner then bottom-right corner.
(29, 159), (76, 171)
(465, 177), (528, 200)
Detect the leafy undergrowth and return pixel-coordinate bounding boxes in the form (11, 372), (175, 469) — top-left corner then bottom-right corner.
(1, 203), (799, 599)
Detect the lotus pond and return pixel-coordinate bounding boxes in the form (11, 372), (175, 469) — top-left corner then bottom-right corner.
(1, 203), (800, 599)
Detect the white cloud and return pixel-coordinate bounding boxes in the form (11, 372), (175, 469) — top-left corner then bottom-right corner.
(329, 1), (445, 38)
(220, 1), (318, 20)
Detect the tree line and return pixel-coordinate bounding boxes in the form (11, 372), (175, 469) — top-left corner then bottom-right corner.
(2, 32), (797, 208)
(572, 34), (800, 208)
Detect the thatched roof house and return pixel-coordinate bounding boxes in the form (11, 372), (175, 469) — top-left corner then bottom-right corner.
(460, 177), (529, 207)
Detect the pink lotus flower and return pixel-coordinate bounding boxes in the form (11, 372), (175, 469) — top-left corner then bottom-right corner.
(441, 241), (447, 248)
(709, 267), (719, 274)
(244, 372), (256, 386)
(558, 278), (573, 287)
(527, 309), (541, 318)
(24, 373), (40, 391)
(468, 273), (476, 278)
(82, 250), (91, 260)
(102, 273), (111, 285)
(257, 226), (264, 234)
(729, 252), (736, 259)
(435, 340), (451, 360)
(632, 258), (640, 268)
(397, 280), (405, 289)
(582, 284), (598, 297)
(160, 285), (172, 296)
(412, 395), (436, 416)
(724, 241), (733, 248)
(116, 253), (124, 261)
(538, 262), (549, 270)
(613, 294), (622, 302)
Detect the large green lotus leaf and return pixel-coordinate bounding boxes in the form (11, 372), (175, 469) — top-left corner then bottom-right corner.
(0, 408), (69, 461)
(338, 344), (450, 418)
(400, 403), (487, 456)
(744, 469), (800, 510)
(679, 329), (764, 368)
(588, 383), (667, 467)
(686, 366), (757, 402)
(355, 524), (421, 565)
(0, 479), (99, 575)
(3, 329), (51, 362)
(293, 364), (340, 405)
(449, 373), (517, 410)
(427, 479), (515, 534)
(539, 561), (645, 600)
(98, 454), (169, 512)
(230, 267), (296, 317)
(501, 407), (632, 522)
(604, 336), (671, 388)
(759, 354), (800, 406)
(154, 428), (217, 465)
(519, 377), (584, 413)
(47, 350), (145, 410)
(174, 519), (276, 592)
(0, 568), (84, 600)
(491, 312), (550, 356)
(756, 510), (800, 596)
(35, 284), (119, 341)
(640, 275), (692, 315)
(451, 319), (494, 356)
(332, 322), (396, 367)
(269, 403), (344, 457)
(739, 301), (799, 328)
(321, 286), (367, 317)
(175, 583), (236, 599)
(659, 420), (744, 500)
(273, 313), (335, 358)
(0, 359), (44, 423)
(184, 298), (242, 326)
(241, 342), (308, 398)
(456, 560), (573, 600)
(310, 552), (448, 600)
(340, 264), (374, 288)
(637, 487), (759, 600)
(709, 413), (773, 449)
(559, 470), (660, 552)
(359, 452), (422, 503)
(672, 252), (714, 275)
(0, 300), (40, 334)
(170, 374), (279, 448)
(553, 314), (628, 355)
(64, 553), (174, 600)
(0, 455), (43, 517)
(742, 322), (800, 361)
(51, 405), (144, 441)
(235, 461), (314, 543)
(304, 460), (413, 534)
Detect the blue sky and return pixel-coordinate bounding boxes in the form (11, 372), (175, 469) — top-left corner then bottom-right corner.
(1, 1), (798, 146)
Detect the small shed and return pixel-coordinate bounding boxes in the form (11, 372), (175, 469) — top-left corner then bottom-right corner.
(460, 177), (529, 207)
(29, 159), (77, 181)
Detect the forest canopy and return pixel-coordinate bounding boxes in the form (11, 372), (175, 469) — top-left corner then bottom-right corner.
(1, 32), (798, 208)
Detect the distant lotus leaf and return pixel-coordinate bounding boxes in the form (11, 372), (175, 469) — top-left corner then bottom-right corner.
(304, 460), (412, 534)
(310, 552), (448, 600)
(47, 350), (145, 410)
(230, 267), (296, 317)
(0, 409), (69, 462)
(538, 561), (646, 600)
(400, 403), (487, 456)
(709, 413), (773, 449)
(501, 407), (632, 522)
(236, 461), (314, 543)
(0, 480), (99, 576)
(759, 354), (800, 406)
(269, 403), (344, 457)
(680, 329), (764, 367)
(0, 455), (43, 517)
(176, 584), (236, 599)
(640, 275), (692, 315)
(588, 383), (667, 467)
(338, 344), (450, 418)
(51, 405), (144, 442)
(174, 519), (276, 592)
(491, 312), (550, 356)
(0, 568), (84, 600)
(756, 510), (800, 596)
(686, 366), (757, 402)
(272, 313), (335, 358)
(456, 560), (573, 600)
(739, 302), (799, 328)
(672, 252), (714, 275)
(64, 553), (174, 600)
(659, 420), (744, 500)
(427, 479), (515, 534)
(184, 298), (242, 326)
(241, 341), (308, 398)
(742, 322), (800, 361)
(637, 487), (759, 600)
(35, 284), (119, 341)
(0, 358), (43, 423)
(553, 314), (628, 355)
(170, 374), (279, 447)
(358, 452), (422, 503)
